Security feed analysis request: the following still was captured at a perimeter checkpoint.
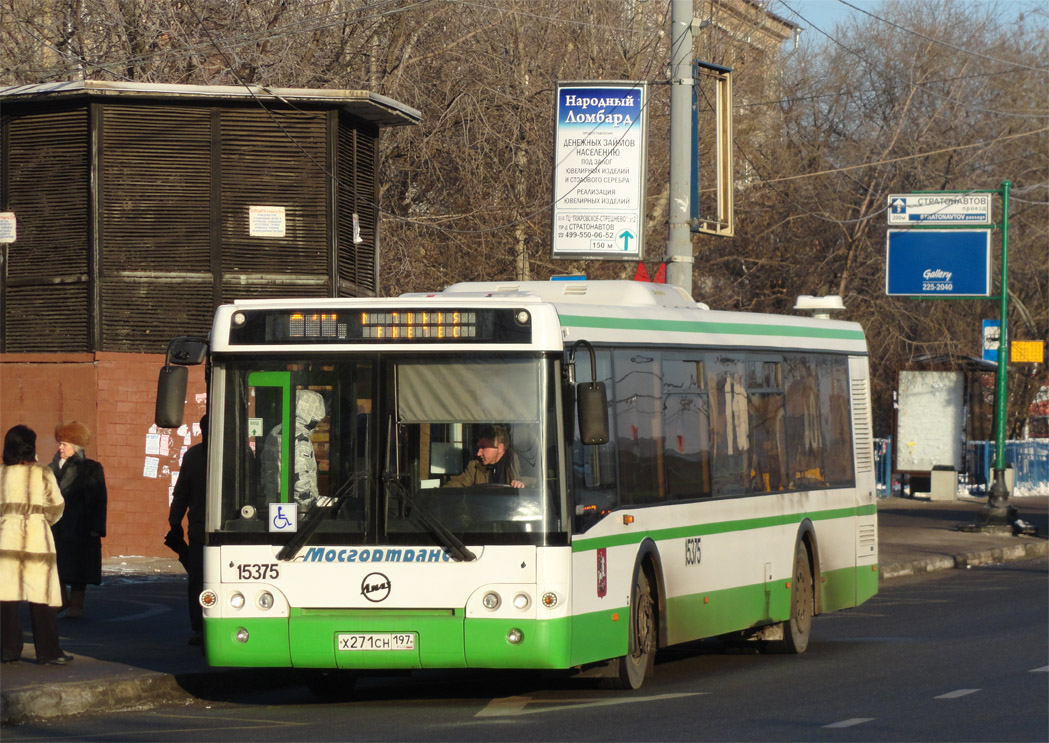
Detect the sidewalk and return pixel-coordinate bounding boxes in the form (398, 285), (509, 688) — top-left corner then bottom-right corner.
(2, 495), (1046, 725)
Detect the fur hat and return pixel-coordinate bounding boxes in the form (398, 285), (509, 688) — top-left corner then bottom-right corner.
(55, 421), (91, 449)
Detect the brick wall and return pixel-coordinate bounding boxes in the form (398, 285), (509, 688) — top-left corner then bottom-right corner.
(1, 353), (206, 558)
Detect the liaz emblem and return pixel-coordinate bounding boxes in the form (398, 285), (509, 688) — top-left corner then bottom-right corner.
(361, 572), (391, 602)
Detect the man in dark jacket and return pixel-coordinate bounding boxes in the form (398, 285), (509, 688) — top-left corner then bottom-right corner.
(443, 425), (524, 488)
(166, 415), (207, 645)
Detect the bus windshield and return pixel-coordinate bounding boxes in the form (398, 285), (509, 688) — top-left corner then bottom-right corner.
(212, 353), (564, 550)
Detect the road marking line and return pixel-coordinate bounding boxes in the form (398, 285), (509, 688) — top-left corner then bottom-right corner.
(824, 718), (874, 728)
(476, 692), (703, 717)
(1030, 666), (1049, 673)
(936, 689), (980, 699)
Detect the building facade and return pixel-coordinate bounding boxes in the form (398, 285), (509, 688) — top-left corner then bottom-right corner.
(1, 82), (419, 556)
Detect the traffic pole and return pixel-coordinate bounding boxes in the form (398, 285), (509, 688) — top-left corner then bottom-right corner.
(666, 0), (694, 296)
(978, 179), (1015, 528)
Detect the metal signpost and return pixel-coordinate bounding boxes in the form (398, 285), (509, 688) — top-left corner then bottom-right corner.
(552, 82), (648, 261)
(886, 183), (1013, 527)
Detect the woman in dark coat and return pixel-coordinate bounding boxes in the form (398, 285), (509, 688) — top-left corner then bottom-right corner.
(49, 421), (107, 618)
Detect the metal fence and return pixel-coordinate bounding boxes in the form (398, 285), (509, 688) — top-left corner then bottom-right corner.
(874, 437), (1049, 497)
(965, 440), (1049, 496)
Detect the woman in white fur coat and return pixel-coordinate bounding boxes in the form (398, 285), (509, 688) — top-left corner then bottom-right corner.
(0, 425), (74, 665)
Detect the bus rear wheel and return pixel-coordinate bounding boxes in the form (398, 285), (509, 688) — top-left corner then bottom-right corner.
(768, 542), (813, 654)
(602, 569), (655, 690)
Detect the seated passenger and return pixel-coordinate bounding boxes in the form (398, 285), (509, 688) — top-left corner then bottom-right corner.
(443, 425), (523, 489)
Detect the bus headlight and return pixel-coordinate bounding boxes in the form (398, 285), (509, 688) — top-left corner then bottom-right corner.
(513, 593), (531, 610)
(230, 592), (246, 609)
(482, 592), (501, 610)
(257, 591), (274, 610)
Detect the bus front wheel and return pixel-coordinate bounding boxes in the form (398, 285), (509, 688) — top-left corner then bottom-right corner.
(768, 541), (813, 654)
(603, 569), (656, 690)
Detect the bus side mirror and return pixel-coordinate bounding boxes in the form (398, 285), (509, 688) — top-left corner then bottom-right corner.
(156, 365), (188, 429)
(155, 336), (209, 429)
(577, 381), (609, 445)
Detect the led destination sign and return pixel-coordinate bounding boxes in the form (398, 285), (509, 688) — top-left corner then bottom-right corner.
(229, 308), (532, 345)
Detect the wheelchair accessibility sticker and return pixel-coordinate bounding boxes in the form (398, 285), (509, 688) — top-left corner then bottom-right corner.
(269, 503), (298, 533)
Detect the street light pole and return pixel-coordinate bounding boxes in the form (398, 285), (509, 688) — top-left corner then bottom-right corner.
(979, 179), (1014, 527)
(666, 0), (694, 296)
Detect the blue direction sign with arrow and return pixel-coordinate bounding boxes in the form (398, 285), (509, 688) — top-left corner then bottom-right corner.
(888, 193), (992, 225)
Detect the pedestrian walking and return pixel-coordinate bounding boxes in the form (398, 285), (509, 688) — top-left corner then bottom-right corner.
(166, 415), (206, 645)
(0, 424), (74, 665)
(49, 421), (107, 618)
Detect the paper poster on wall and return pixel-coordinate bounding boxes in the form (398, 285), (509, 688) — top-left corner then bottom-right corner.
(0, 212), (16, 243)
(249, 206), (287, 237)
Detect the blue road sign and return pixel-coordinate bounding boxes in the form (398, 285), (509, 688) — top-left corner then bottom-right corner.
(885, 230), (991, 297)
(887, 193), (992, 225)
(983, 319), (1000, 363)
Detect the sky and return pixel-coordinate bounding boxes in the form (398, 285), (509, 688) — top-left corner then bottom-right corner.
(768, 0), (1045, 41)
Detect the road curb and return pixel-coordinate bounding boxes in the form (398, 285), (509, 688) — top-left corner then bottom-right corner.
(880, 539), (1048, 580)
(1, 673), (191, 725)
(0, 668), (284, 726)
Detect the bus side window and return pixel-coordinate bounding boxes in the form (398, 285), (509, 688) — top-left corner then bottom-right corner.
(746, 359), (786, 493)
(571, 348), (617, 532)
(615, 350), (665, 505)
(822, 358), (855, 486)
(709, 356), (749, 496)
(663, 354), (711, 500)
(784, 356), (825, 488)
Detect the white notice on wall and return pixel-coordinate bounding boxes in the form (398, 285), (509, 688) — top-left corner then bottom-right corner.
(0, 213), (16, 243)
(143, 457), (159, 478)
(145, 433), (161, 455)
(249, 206), (287, 237)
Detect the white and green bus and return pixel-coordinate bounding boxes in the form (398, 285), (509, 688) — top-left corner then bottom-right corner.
(156, 280), (877, 692)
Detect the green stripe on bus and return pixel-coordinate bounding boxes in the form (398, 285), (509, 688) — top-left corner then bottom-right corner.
(571, 504), (875, 552)
(559, 314), (866, 340)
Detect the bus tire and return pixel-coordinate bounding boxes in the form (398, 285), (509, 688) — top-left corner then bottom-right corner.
(769, 541), (813, 654)
(602, 568), (656, 690)
(304, 669), (358, 700)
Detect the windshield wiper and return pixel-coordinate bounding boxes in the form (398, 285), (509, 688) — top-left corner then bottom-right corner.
(276, 470), (368, 562)
(382, 416), (476, 562)
(383, 473), (476, 562)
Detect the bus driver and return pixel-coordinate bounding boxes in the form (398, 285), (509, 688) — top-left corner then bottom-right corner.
(443, 425), (524, 489)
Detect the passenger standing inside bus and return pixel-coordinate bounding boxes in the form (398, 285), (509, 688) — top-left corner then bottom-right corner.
(260, 389), (325, 508)
(166, 415), (207, 646)
(49, 421), (107, 619)
(1, 425), (74, 665)
(443, 425), (524, 488)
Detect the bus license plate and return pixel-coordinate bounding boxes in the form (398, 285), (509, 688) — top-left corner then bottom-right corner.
(337, 633), (415, 651)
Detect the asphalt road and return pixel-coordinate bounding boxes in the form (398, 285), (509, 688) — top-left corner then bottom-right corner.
(6, 557), (1046, 742)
